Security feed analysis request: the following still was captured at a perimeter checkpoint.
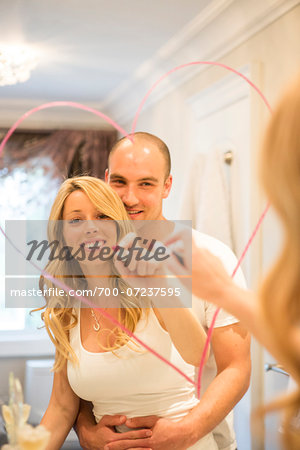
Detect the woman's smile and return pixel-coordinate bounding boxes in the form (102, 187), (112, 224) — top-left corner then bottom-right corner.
(81, 239), (107, 252)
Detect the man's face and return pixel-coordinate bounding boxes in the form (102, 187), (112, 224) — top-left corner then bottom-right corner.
(105, 139), (172, 220)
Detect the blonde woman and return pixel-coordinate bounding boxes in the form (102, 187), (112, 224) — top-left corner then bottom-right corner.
(38, 176), (214, 450)
(165, 74), (300, 448)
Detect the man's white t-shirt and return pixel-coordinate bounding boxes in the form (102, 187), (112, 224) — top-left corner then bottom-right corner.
(192, 230), (247, 450)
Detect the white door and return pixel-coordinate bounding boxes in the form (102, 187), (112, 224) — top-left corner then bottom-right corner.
(186, 67), (252, 450)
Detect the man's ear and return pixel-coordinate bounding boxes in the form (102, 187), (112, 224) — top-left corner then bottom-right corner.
(162, 174), (172, 199)
(105, 169), (109, 183)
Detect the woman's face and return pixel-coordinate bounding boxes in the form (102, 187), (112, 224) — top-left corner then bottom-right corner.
(62, 189), (117, 271)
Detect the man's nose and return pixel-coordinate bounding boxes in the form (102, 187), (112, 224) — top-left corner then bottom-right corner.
(121, 187), (139, 207)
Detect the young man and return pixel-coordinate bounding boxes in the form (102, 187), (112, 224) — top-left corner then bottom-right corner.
(75, 132), (251, 450)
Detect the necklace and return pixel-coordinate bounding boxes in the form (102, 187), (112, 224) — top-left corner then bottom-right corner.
(90, 309), (101, 332)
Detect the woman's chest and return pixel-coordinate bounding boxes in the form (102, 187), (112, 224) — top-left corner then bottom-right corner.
(80, 308), (123, 352)
(68, 340), (195, 401)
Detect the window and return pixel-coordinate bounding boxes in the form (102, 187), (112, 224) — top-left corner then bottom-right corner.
(0, 158), (60, 333)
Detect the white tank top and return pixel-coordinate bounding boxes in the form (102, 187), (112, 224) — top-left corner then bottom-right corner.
(67, 308), (217, 449)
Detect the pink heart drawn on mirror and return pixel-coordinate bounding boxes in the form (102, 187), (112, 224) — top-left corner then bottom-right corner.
(0, 61), (272, 396)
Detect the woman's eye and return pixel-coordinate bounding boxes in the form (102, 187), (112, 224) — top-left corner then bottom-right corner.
(68, 218), (81, 224)
(97, 214), (110, 220)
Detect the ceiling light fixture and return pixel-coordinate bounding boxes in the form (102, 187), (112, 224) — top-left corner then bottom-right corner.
(0, 44), (38, 87)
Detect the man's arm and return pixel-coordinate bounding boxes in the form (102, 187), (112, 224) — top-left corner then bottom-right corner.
(75, 400), (153, 450)
(109, 322), (251, 450)
(179, 322), (251, 445)
(74, 400), (97, 449)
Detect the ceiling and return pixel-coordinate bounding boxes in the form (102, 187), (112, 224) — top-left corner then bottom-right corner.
(0, 0), (210, 104)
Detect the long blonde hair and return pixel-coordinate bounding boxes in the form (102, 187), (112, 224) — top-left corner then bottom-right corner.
(259, 74), (300, 447)
(38, 176), (147, 371)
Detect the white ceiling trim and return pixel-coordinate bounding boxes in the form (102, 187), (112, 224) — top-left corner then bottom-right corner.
(103, 0), (299, 126)
(0, 98), (113, 130)
(102, 0), (234, 104)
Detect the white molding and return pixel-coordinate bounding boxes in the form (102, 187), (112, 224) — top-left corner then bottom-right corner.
(102, 0), (299, 125)
(186, 65), (251, 120)
(102, 0), (235, 107)
(0, 98), (113, 130)
(154, 0), (235, 60)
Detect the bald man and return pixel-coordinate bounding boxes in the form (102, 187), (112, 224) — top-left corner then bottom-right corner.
(106, 132), (172, 221)
(75, 132), (251, 450)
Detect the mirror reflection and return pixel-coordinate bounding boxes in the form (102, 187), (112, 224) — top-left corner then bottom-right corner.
(0, 1), (299, 449)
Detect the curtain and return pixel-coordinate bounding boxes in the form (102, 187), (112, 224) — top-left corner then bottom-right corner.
(0, 128), (117, 180)
(70, 129), (117, 179)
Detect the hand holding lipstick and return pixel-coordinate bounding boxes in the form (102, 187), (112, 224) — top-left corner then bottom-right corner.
(164, 227), (235, 307)
(113, 232), (190, 307)
(113, 232), (169, 276)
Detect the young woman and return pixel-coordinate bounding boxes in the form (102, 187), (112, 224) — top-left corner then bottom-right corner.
(38, 176), (214, 449)
(165, 73), (300, 448)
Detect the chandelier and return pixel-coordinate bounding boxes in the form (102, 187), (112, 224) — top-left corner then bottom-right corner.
(0, 44), (38, 87)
